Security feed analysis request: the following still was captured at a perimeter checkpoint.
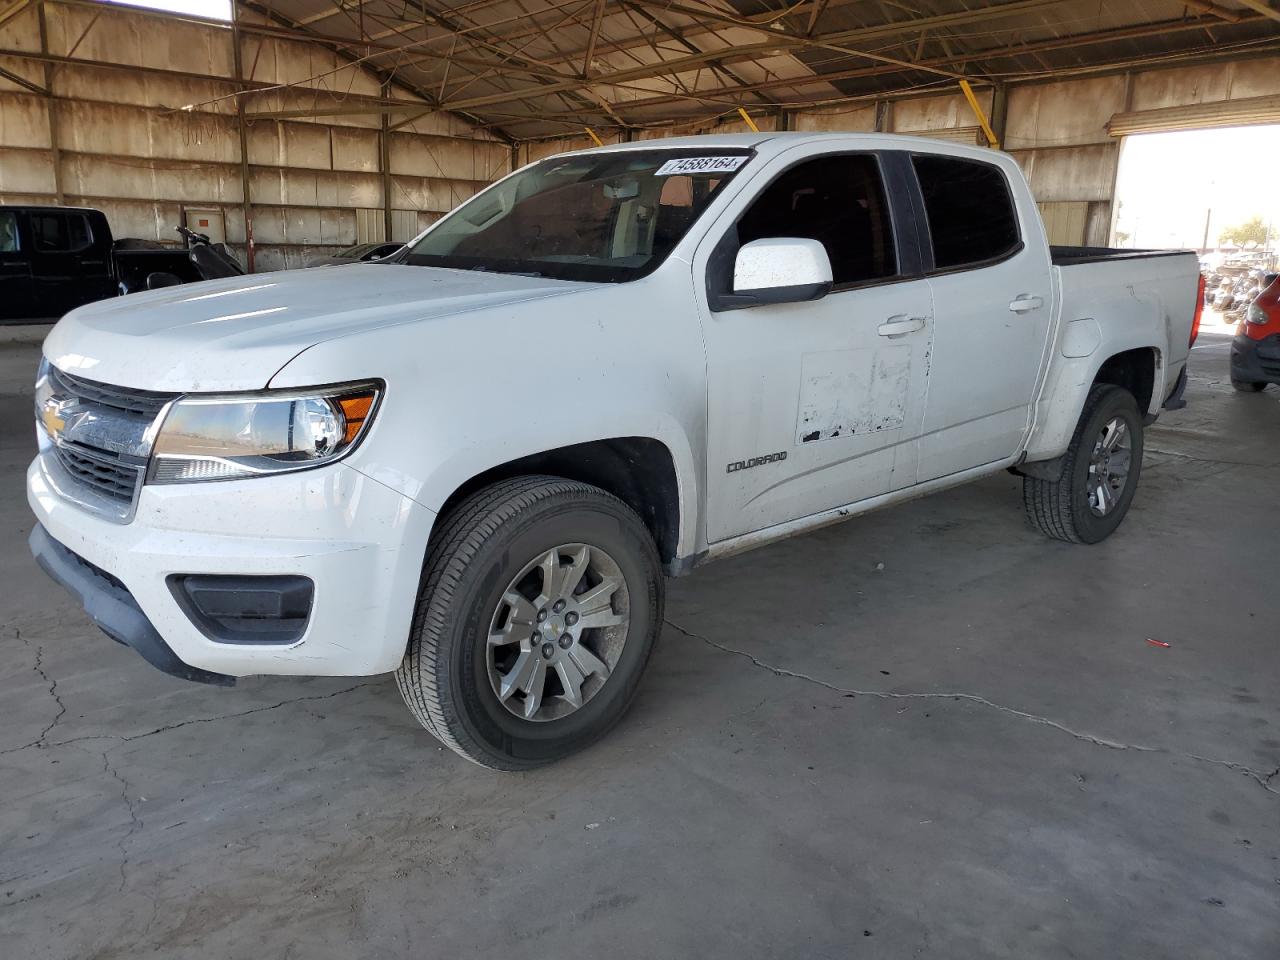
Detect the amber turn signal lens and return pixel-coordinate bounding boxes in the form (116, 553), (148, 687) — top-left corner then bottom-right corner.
(337, 392), (376, 444)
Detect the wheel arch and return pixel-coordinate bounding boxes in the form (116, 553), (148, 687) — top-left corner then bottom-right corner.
(1092, 346), (1159, 419)
(1024, 340), (1163, 464)
(434, 437), (684, 566)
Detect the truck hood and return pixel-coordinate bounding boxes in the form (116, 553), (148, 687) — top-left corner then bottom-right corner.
(43, 264), (590, 392)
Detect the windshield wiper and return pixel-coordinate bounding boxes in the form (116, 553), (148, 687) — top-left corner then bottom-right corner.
(468, 264), (543, 278)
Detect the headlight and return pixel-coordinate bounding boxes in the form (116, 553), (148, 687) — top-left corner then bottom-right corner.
(148, 382), (380, 483)
(1246, 303), (1268, 325)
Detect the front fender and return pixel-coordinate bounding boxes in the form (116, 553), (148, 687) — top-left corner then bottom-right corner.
(270, 277), (708, 559)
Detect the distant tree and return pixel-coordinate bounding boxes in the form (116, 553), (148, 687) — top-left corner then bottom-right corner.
(1219, 216), (1268, 248)
(1115, 230), (1131, 246)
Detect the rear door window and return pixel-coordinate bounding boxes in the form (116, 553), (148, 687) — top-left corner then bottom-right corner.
(911, 155), (1020, 270)
(30, 212), (93, 253)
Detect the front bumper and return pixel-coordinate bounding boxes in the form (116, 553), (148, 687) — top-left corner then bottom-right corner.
(1230, 333), (1280, 386)
(30, 524), (235, 685)
(28, 450), (436, 679)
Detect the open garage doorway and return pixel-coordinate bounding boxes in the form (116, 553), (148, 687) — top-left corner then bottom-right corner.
(1113, 125), (1280, 334)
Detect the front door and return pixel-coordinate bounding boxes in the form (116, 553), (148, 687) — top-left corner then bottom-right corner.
(697, 149), (935, 543)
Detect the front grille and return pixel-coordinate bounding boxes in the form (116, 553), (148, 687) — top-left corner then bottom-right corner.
(41, 367), (174, 518)
(48, 366), (174, 419)
(54, 442), (143, 504)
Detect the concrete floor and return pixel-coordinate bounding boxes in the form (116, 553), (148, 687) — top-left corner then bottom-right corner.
(1, 317), (1277, 959)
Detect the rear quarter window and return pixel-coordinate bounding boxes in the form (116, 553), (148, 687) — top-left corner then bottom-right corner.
(912, 155), (1020, 270)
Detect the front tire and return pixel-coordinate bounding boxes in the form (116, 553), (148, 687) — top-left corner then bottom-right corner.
(396, 476), (664, 770)
(1023, 384), (1144, 544)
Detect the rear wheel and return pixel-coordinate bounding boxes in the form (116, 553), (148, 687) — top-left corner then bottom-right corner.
(1231, 379), (1266, 393)
(1023, 384), (1144, 544)
(396, 476), (663, 770)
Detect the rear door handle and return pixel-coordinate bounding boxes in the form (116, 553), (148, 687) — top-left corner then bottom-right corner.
(877, 315), (926, 337)
(1009, 294), (1044, 313)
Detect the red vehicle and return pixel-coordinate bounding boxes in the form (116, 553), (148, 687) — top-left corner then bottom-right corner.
(1231, 272), (1280, 392)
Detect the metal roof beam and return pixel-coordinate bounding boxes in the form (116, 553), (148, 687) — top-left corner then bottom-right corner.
(1180, 0), (1244, 21)
(539, 0), (1071, 69)
(1233, 0), (1280, 24)
(442, 7), (1004, 112)
(233, 0), (510, 140)
(560, 11), (1268, 118)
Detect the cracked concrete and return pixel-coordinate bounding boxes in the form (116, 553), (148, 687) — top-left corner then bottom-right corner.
(101, 748), (142, 892)
(12, 629), (67, 752)
(664, 620), (1280, 796)
(1, 328), (1278, 960)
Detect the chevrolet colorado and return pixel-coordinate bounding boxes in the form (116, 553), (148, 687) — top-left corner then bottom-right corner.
(28, 133), (1203, 769)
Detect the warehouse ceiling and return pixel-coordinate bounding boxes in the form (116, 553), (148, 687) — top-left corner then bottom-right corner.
(231, 0), (1280, 140)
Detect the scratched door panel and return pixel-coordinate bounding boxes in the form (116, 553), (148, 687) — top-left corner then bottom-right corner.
(701, 278), (934, 543)
(797, 344), (911, 444)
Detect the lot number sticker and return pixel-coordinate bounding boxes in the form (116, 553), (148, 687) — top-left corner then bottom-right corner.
(655, 156), (748, 176)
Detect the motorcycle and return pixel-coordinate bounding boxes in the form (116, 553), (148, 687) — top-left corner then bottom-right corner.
(128, 226), (245, 292)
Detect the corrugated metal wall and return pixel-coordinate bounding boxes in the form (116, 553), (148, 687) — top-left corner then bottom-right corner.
(4, 1), (1280, 268)
(0, 0), (511, 270)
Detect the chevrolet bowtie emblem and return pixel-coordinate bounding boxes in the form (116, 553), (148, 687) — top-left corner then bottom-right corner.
(40, 398), (69, 438)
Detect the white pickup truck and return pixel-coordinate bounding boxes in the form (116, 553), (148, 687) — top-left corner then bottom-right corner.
(29, 133), (1203, 769)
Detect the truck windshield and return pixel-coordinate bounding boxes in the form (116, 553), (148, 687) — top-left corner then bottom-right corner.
(403, 149), (752, 282)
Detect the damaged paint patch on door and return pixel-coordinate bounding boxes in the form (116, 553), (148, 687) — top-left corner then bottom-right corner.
(797, 346), (910, 443)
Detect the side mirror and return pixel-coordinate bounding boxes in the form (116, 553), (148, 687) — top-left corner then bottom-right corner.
(145, 271), (183, 290)
(732, 238), (833, 306)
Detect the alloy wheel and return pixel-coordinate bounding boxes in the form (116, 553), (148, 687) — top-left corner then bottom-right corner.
(485, 543), (630, 722)
(1087, 416), (1132, 517)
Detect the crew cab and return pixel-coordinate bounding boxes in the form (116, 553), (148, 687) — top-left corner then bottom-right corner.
(0, 205), (206, 321)
(27, 133), (1202, 769)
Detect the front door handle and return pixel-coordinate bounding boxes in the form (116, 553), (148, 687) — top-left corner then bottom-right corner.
(1009, 294), (1044, 313)
(877, 315), (926, 337)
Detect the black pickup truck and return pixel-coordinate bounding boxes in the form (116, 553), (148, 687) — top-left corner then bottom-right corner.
(0, 205), (226, 322)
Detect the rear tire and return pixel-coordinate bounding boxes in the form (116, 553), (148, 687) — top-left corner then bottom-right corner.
(396, 476), (664, 770)
(1231, 379), (1266, 393)
(1023, 384), (1144, 544)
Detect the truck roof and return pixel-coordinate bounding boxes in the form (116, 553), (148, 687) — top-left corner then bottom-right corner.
(0, 203), (102, 214)
(558, 131), (1010, 164)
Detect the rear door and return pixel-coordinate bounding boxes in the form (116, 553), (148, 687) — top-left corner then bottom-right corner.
(696, 148), (935, 543)
(910, 153), (1055, 483)
(28, 209), (114, 317)
(0, 210), (36, 321)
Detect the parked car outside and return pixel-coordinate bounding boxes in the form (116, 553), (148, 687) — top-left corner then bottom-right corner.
(1231, 273), (1280, 392)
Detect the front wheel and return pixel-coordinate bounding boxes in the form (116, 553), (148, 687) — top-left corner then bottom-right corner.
(396, 476), (664, 770)
(1023, 384), (1144, 544)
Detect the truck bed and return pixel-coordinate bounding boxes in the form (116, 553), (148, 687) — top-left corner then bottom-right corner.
(113, 247), (203, 292)
(1050, 245), (1196, 266)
